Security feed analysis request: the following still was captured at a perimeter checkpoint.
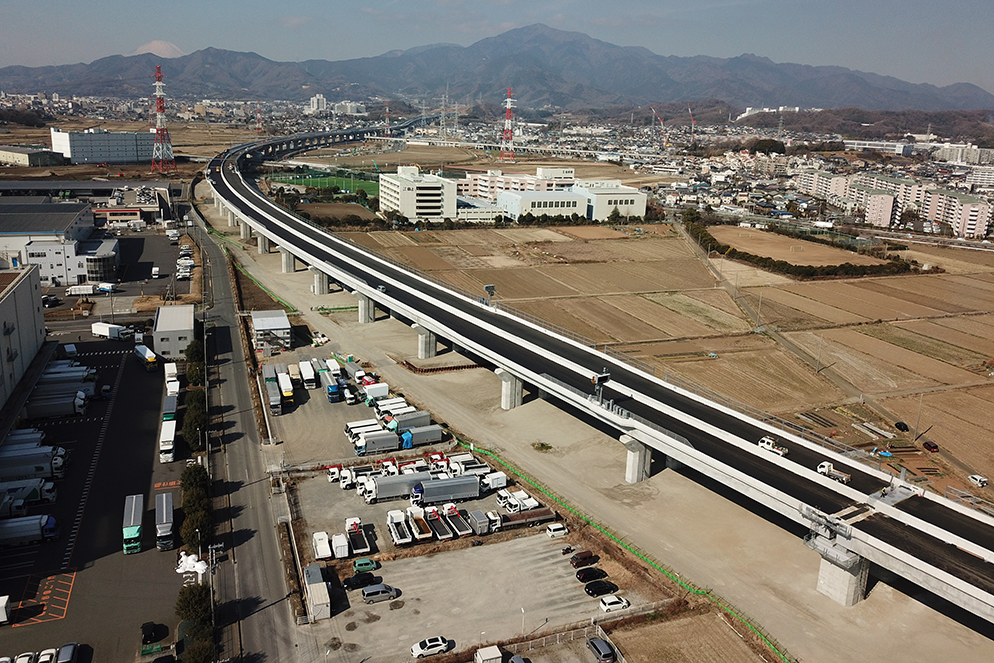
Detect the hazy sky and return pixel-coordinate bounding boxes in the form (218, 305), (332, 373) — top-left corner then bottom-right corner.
(2, 0), (991, 93)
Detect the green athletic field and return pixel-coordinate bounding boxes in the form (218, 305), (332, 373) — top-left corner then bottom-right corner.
(271, 174), (379, 196)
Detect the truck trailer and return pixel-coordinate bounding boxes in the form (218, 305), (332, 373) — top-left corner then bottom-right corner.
(134, 345), (157, 371)
(0, 494), (27, 518)
(399, 425), (444, 449)
(411, 475), (481, 506)
(385, 410), (431, 432)
(298, 360), (316, 389)
(0, 454), (65, 481)
(25, 394), (86, 419)
(499, 507), (557, 530)
(123, 494), (143, 554)
(32, 381), (96, 400)
(0, 479), (57, 505)
(3, 430), (46, 446)
(39, 367), (96, 383)
(0, 514), (59, 547)
(355, 430), (400, 456)
(287, 362), (303, 388)
(158, 420), (176, 463)
(357, 471), (432, 504)
(362, 382), (390, 404)
(65, 284), (95, 296)
(265, 382), (283, 416)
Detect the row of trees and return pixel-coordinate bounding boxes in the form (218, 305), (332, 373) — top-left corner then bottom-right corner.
(182, 340), (208, 452)
(174, 463), (213, 662)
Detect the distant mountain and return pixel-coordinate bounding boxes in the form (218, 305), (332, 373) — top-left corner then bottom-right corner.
(1, 24), (991, 111)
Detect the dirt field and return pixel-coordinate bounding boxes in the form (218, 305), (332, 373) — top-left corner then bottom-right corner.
(610, 611), (763, 663)
(298, 202), (378, 220)
(709, 226), (888, 266)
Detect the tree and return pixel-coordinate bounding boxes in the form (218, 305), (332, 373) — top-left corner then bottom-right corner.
(182, 398), (209, 452)
(751, 139), (786, 155)
(184, 339), (204, 364)
(608, 207), (622, 223)
(182, 638), (216, 663)
(682, 208), (702, 224)
(175, 583), (212, 625)
(186, 362), (205, 387)
(181, 508), (211, 551)
(182, 464), (210, 493)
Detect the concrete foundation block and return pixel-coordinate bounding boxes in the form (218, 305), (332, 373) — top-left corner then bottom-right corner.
(412, 324), (438, 359)
(620, 434), (652, 484)
(310, 267), (329, 295)
(817, 555), (869, 607)
(494, 368), (523, 410)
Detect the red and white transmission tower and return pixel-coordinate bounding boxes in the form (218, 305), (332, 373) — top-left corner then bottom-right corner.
(255, 101), (263, 133)
(499, 87), (515, 162)
(150, 65), (176, 173)
(384, 104), (391, 137)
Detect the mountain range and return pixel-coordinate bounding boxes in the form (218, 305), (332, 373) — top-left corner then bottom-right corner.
(1, 24), (991, 112)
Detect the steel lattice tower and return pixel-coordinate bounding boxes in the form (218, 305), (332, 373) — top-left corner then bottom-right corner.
(255, 101), (264, 133)
(499, 87), (515, 162)
(150, 65), (176, 173)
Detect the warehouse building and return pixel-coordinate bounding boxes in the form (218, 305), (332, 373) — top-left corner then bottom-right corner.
(50, 127), (155, 165)
(495, 190), (587, 221)
(0, 266), (47, 413)
(569, 180), (648, 221)
(0, 145), (65, 167)
(251, 310), (292, 351)
(153, 304), (196, 358)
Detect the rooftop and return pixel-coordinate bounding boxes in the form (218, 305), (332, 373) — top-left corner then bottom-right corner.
(154, 304), (195, 333)
(0, 203), (90, 234)
(251, 309), (291, 332)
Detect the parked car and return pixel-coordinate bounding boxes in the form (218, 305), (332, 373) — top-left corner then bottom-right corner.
(584, 580), (618, 597)
(342, 571), (376, 591)
(923, 441), (939, 452)
(586, 637), (616, 662)
(570, 550), (597, 568)
(352, 558), (378, 574)
(968, 474), (988, 488)
(37, 651), (57, 663)
(410, 636), (448, 658)
(894, 421), (909, 432)
(599, 595), (630, 613)
(56, 643), (78, 663)
(576, 568), (608, 583)
(14, 654), (36, 663)
(362, 583), (400, 604)
(546, 523), (568, 538)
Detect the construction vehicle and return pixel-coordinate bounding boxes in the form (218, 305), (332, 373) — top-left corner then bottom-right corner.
(345, 517), (371, 555)
(757, 436), (788, 457)
(387, 510), (413, 545)
(817, 461), (851, 484)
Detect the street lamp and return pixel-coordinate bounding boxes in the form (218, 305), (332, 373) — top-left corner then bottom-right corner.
(520, 607), (525, 635)
(195, 528), (201, 560)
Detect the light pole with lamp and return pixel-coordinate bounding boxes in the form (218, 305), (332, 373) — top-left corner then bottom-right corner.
(520, 607), (525, 636)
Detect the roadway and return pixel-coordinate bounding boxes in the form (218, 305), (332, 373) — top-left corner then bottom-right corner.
(207, 140), (994, 619)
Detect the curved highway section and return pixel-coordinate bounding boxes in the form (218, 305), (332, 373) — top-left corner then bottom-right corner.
(208, 130), (994, 623)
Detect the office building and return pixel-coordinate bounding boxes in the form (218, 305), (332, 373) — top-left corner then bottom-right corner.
(379, 167), (457, 222)
(153, 304), (196, 358)
(251, 310), (291, 351)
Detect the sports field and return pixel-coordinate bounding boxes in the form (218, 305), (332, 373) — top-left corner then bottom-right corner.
(270, 174), (379, 196)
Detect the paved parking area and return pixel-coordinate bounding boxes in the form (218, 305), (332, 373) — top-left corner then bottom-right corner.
(315, 534), (624, 662)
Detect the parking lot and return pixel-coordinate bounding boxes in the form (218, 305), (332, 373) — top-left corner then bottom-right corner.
(0, 340), (186, 662)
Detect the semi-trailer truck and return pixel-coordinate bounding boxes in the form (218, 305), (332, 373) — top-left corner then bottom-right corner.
(372, 397), (406, 416)
(24, 394), (86, 419)
(287, 362), (302, 388)
(0, 494), (27, 518)
(299, 360), (316, 389)
(399, 425), (444, 449)
(3, 429), (46, 446)
(158, 420), (176, 463)
(277, 373), (294, 404)
(0, 479), (57, 505)
(385, 410), (431, 432)
(39, 367), (96, 383)
(266, 382), (283, 416)
(32, 381), (96, 400)
(134, 345), (157, 371)
(354, 430), (401, 456)
(123, 494), (143, 554)
(411, 476), (481, 506)
(357, 471), (432, 504)
(155, 492), (175, 551)
(0, 454), (65, 481)
(0, 514), (59, 546)
(91, 322), (133, 340)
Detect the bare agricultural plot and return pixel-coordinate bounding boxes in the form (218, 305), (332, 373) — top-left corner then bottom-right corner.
(555, 297), (668, 342)
(683, 288), (746, 317)
(297, 202), (378, 220)
(611, 612), (763, 663)
(556, 226), (630, 240)
(467, 267), (579, 299)
(539, 263), (664, 295)
(428, 246), (495, 270)
(510, 299), (611, 342)
(493, 228), (572, 243)
(869, 322), (990, 366)
(748, 287), (860, 325)
(386, 246), (455, 271)
(781, 281), (941, 321)
(643, 293), (751, 334)
(709, 226), (888, 266)
(862, 275), (994, 314)
(933, 314), (994, 342)
(601, 237), (694, 261)
(335, 232), (385, 249)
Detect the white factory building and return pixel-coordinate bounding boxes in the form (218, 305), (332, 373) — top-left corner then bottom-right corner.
(50, 127), (155, 165)
(0, 267), (47, 413)
(379, 166), (457, 222)
(380, 167), (646, 224)
(0, 202), (119, 285)
(153, 304), (196, 358)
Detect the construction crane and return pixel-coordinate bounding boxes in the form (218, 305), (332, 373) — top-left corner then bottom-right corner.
(650, 107), (669, 147)
(371, 160), (383, 174)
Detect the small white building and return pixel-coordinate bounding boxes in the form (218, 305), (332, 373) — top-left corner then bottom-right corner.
(251, 310), (292, 351)
(153, 304), (196, 359)
(570, 180), (648, 221)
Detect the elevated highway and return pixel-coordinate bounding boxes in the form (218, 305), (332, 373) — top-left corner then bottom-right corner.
(207, 129), (994, 624)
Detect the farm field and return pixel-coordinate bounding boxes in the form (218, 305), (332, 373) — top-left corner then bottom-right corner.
(709, 225), (888, 266)
(297, 202), (378, 220)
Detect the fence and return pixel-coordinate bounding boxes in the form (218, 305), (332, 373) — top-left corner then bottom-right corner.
(505, 624), (627, 661)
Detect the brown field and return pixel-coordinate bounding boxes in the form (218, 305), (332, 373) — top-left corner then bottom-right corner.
(933, 314), (994, 342)
(555, 297), (667, 342)
(643, 293), (752, 334)
(334, 232), (384, 249)
(556, 226), (629, 240)
(464, 268), (579, 299)
(386, 246), (455, 271)
(709, 226), (888, 266)
(508, 299), (609, 342)
(297, 202), (378, 220)
(859, 323), (988, 368)
(611, 612), (761, 663)
(428, 247), (497, 270)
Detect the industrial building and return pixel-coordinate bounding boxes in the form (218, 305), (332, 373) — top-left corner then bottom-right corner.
(495, 190), (586, 220)
(0, 202), (119, 285)
(0, 267), (47, 412)
(0, 145), (64, 167)
(457, 168), (575, 200)
(251, 310), (292, 351)
(152, 304), (196, 358)
(50, 127), (155, 165)
(569, 180), (648, 221)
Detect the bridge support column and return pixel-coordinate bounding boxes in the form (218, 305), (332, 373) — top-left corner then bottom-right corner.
(280, 247), (295, 273)
(620, 434), (652, 484)
(412, 324), (437, 359)
(240, 220), (252, 240)
(356, 293), (375, 323)
(227, 209), (236, 227)
(310, 267), (329, 295)
(257, 234), (270, 254)
(494, 368), (523, 410)
(816, 555), (869, 607)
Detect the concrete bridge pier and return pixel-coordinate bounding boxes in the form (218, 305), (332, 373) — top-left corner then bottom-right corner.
(808, 533), (869, 606)
(240, 220), (252, 240)
(258, 234), (270, 254)
(620, 434), (652, 484)
(495, 368), (523, 410)
(310, 267), (329, 295)
(411, 324), (437, 359)
(227, 208), (236, 227)
(356, 293), (375, 323)
(280, 247), (295, 273)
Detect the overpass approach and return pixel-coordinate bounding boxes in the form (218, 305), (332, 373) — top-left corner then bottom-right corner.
(207, 128), (994, 625)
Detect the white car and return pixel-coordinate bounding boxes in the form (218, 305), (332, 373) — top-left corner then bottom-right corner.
(14, 654), (36, 663)
(599, 594), (630, 613)
(411, 636), (448, 658)
(546, 523), (569, 538)
(968, 474), (988, 488)
(37, 651), (58, 663)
